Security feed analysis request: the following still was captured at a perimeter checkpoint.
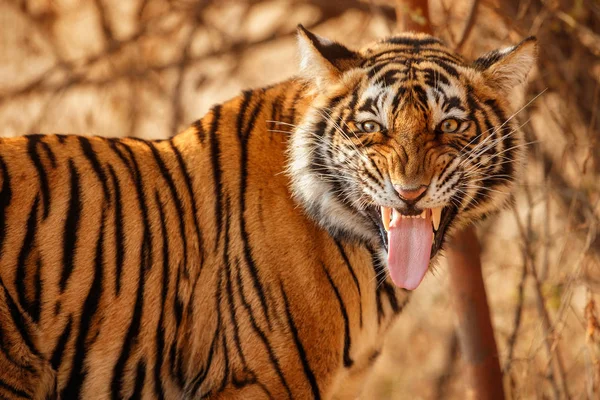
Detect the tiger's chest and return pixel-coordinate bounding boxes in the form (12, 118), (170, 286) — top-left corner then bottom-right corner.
(187, 207), (410, 399)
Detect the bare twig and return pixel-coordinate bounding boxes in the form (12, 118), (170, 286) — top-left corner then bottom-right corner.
(503, 253), (528, 375)
(434, 331), (460, 400)
(455, 0), (480, 51)
(395, 0), (432, 33)
(512, 191), (572, 400)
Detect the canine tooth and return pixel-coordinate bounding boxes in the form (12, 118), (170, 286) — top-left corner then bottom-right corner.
(381, 207), (391, 231)
(432, 207), (442, 231)
(420, 210), (426, 219)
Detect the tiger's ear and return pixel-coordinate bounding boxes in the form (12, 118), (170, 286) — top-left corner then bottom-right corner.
(297, 25), (362, 87)
(473, 37), (538, 94)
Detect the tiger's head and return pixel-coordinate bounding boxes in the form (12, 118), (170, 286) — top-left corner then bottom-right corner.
(288, 26), (537, 290)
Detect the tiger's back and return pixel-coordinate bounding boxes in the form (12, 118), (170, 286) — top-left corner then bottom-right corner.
(0, 79), (405, 399)
(0, 131), (206, 398)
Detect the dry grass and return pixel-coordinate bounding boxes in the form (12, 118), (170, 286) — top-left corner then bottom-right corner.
(1, 0), (599, 398)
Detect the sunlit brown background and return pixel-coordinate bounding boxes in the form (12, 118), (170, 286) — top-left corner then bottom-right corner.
(1, 0), (599, 398)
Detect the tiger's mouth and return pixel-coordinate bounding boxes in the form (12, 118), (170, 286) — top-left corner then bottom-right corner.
(367, 205), (456, 290)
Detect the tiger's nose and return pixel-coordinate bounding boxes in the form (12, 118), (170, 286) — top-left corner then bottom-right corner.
(393, 184), (428, 202)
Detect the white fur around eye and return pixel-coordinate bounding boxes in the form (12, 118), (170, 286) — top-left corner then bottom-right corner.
(425, 87), (468, 129)
(359, 84), (394, 124)
(355, 111), (385, 126)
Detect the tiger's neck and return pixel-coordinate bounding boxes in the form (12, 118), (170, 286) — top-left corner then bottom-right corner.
(166, 79), (398, 392)
(173, 77), (381, 263)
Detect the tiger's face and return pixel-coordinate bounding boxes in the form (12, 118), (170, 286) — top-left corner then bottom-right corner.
(289, 27), (537, 290)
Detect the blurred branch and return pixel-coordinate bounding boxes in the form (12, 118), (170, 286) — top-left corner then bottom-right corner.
(306, 0), (397, 21)
(1, 0), (399, 109)
(93, 0), (116, 47)
(503, 251), (527, 376)
(434, 331), (459, 400)
(455, 0), (480, 51)
(395, 0), (432, 32)
(554, 10), (600, 56)
(512, 192), (572, 400)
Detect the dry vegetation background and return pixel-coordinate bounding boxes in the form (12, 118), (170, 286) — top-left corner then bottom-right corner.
(0, 0), (599, 398)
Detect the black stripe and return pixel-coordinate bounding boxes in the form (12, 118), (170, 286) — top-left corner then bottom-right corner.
(111, 248), (147, 399)
(366, 245), (386, 323)
(381, 281), (401, 314)
(287, 85), (305, 125)
(218, 196), (270, 396)
(108, 166), (125, 294)
(334, 240), (362, 327)
(444, 96), (463, 112)
(173, 269), (183, 328)
(215, 330), (230, 394)
(280, 284), (321, 399)
(411, 84), (429, 112)
(120, 143), (153, 270)
(16, 196), (40, 322)
(212, 200), (230, 393)
(222, 196), (248, 373)
(50, 316), (73, 370)
(168, 339), (185, 387)
(390, 86), (408, 116)
(0, 278), (39, 358)
(32, 258), (42, 324)
(110, 148), (151, 400)
(193, 119), (206, 143)
(145, 141), (189, 275)
(78, 137), (111, 204)
(26, 135), (51, 219)
(0, 155), (11, 254)
(153, 192), (168, 399)
(235, 266), (292, 398)
(384, 36), (442, 46)
(0, 295), (35, 373)
(237, 93), (272, 330)
(484, 98), (514, 176)
(169, 140), (204, 272)
(0, 331), (30, 375)
(423, 67), (450, 88)
(189, 323), (220, 396)
(209, 105), (224, 250)
(0, 378), (30, 399)
(39, 140), (57, 168)
(110, 243), (147, 399)
(270, 91), (286, 128)
(61, 212), (105, 399)
(107, 140), (135, 176)
(60, 160), (81, 291)
(236, 91), (253, 139)
(358, 97), (376, 114)
(432, 60), (460, 79)
(322, 265), (353, 368)
(131, 361), (147, 400)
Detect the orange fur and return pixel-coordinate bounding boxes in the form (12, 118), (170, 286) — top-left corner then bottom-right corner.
(0, 29), (535, 399)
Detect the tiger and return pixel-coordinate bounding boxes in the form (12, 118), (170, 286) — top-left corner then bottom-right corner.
(0, 25), (536, 399)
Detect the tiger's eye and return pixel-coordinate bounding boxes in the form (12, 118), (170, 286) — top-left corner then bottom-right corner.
(357, 120), (381, 133)
(440, 118), (460, 133)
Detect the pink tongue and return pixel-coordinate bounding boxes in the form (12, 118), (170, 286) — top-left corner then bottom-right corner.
(387, 216), (433, 290)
